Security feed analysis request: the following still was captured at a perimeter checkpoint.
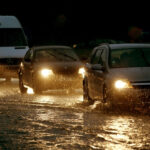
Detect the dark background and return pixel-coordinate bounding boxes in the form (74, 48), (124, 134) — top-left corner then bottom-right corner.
(0, 1), (150, 47)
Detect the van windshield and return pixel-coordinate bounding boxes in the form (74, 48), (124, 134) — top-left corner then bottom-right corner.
(110, 48), (150, 68)
(0, 28), (27, 46)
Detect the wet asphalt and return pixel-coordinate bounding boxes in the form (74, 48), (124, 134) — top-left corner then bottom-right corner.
(0, 79), (150, 150)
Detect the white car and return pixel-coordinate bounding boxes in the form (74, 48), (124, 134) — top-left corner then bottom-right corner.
(0, 16), (29, 80)
(83, 43), (150, 104)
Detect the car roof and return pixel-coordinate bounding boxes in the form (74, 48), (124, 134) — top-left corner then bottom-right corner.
(109, 43), (150, 49)
(32, 45), (73, 50)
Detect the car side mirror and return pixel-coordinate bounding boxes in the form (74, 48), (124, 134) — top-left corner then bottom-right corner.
(85, 63), (91, 68)
(91, 64), (105, 71)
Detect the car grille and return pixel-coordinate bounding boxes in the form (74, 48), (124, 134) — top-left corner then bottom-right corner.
(131, 81), (150, 89)
(132, 85), (150, 89)
(0, 58), (22, 65)
(54, 67), (78, 76)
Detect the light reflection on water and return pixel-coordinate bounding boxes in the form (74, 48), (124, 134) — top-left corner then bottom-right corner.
(103, 117), (131, 150)
(34, 107), (141, 150)
(98, 116), (150, 150)
(33, 93), (83, 106)
(34, 95), (55, 104)
(0, 81), (150, 149)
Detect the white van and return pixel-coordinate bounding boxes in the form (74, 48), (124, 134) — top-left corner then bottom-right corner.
(0, 16), (29, 80)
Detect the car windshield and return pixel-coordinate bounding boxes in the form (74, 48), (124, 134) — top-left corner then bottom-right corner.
(110, 48), (150, 68)
(34, 48), (79, 62)
(0, 28), (27, 46)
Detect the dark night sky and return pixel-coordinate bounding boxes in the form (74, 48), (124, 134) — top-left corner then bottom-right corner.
(0, 1), (150, 46)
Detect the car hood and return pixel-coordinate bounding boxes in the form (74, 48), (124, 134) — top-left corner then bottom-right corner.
(33, 61), (83, 75)
(108, 67), (150, 83)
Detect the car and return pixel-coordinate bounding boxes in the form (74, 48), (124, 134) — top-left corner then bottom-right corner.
(18, 45), (85, 94)
(0, 16), (29, 81)
(83, 43), (150, 104)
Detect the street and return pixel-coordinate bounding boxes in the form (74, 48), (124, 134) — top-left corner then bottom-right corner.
(0, 79), (150, 150)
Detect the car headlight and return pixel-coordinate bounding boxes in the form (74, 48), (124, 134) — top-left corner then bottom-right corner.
(41, 69), (53, 78)
(78, 68), (85, 78)
(114, 80), (132, 89)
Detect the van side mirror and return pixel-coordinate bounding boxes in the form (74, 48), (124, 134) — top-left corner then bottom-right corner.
(91, 64), (105, 71)
(85, 63), (91, 68)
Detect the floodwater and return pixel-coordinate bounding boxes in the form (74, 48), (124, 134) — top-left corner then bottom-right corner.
(0, 79), (150, 150)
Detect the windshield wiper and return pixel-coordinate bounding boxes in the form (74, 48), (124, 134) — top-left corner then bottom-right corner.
(56, 52), (77, 61)
(47, 51), (58, 58)
(46, 51), (63, 61)
(36, 51), (62, 61)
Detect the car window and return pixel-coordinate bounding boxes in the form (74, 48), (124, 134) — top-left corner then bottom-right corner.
(91, 48), (103, 64)
(110, 48), (150, 68)
(34, 48), (79, 62)
(90, 49), (98, 64)
(98, 49), (104, 65)
(35, 50), (57, 62)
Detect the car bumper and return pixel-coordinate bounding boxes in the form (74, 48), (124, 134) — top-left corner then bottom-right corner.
(0, 65), (19, 78)
(111, 88), (150, 104)
(35, 75), (83, 90)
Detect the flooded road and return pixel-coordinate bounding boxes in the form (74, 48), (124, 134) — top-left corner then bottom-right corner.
(0, 79), (150, 149)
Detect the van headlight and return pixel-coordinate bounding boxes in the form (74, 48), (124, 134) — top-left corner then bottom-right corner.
(114, 80), (132, 89)
(41, 69), (53, 78)
(78, 68), (85, 78)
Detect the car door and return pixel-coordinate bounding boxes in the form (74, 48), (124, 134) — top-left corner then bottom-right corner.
(87, 48), (103, 99)
(92, 48), (106, 99)
(23, 49), (33, 85)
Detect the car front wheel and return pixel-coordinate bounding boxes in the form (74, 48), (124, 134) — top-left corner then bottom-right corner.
(19, 74), (27, 94)
(83, 78), (93, 103)
(102, 85), (110, 103)
(32, 75), (42, 94)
